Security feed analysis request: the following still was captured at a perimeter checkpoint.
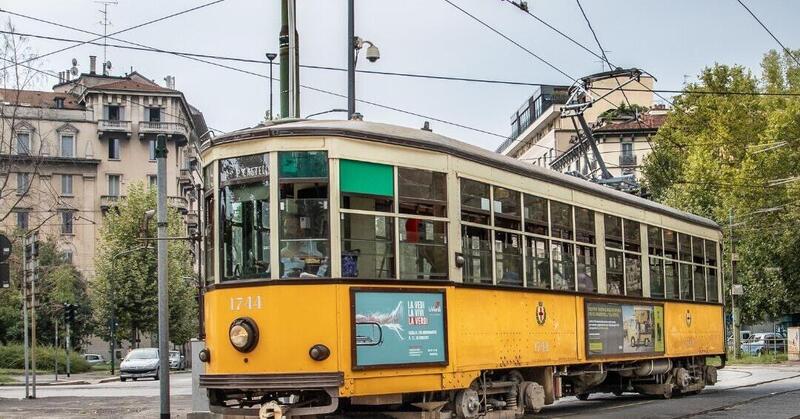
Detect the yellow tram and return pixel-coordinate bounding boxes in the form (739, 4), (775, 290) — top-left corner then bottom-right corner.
(197, 120), (725, 417)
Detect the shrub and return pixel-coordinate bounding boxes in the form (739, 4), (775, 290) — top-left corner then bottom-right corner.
(0, 344), (91, 373)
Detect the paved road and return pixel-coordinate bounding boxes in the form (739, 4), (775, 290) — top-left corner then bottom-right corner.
(1, 366), (799, 418)
(535, 365), (800, 419)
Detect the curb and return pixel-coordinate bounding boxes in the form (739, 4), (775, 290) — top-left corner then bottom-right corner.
(98, 376), (120, 383)
(0, 379), (90, 387)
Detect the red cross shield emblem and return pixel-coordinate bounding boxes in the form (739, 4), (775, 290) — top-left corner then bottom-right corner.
(536, 302), (547, 325)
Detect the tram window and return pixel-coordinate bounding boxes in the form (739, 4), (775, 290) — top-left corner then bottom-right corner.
(525, 236), (550, 289)
(576, 245), (597, 293)
(493, 187), (521, 230)
(495, 231), (522, 286)
(691, 236), (705, 265)
(460, 179), (490, 225)
(341, 213), (395, 278)
(279, 151), (329, 278)
(219, 154), (270, 281)
(624, 253), (643, 296)
(523, 194), (548, 235)
(279, 151), (328, 178)
(693, 265), (707, 301)
(678, 233), (692, 262)
(648, 226), (663, 256)
(462, 225), (492, 284)
(203, 164), (215, 283)
(665, 260), (679, 299)
(606, 251), (624, 295)
(649, 256), (665, 298)
(550, 240), (575, 291)
(664, 230), (678, 259)
(705, 240), (717, 267)
(623, 219), (641, 252)
(575, 207), (595, 244)
(398, 167), (447, 217)
(679, 263), (693, 300)
(550, 201), (574, 240)
(399, 219), (448, 280)
(340, 159), (393, 212)
(707, 268), (719, 302)
(604, 215), (623, 249)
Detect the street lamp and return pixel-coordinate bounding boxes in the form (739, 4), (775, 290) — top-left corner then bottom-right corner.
(347, 0), (380, 119)
(266, 52), (278, 120)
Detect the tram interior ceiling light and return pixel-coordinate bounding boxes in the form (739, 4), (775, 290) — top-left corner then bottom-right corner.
(229, 317), (259, 353)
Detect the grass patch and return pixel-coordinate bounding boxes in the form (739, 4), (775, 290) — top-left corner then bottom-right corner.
(0, 345), (90, 373)
(0, 373), (12, 383)
(728, 352), (788, 365)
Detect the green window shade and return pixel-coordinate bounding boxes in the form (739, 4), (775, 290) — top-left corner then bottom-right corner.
(279, 151), (329, 178)
(340, 159), (394, 197)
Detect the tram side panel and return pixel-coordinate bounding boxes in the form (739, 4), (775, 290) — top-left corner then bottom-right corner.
(664, 302), (724, 357)
(204, 284), (341, 375)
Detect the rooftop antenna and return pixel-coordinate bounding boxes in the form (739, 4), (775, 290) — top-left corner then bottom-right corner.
(95, 1), (118, 74)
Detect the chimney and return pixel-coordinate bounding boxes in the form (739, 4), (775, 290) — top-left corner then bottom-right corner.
(58, 72), (63, 83)
(164, 75), (175, 90)
(65, 69), (71, 81)
(89, 55), (97, 75)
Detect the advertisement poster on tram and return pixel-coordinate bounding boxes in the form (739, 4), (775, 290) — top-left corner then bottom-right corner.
(586, 301), (664, 357)
(352, 290), (447, 368)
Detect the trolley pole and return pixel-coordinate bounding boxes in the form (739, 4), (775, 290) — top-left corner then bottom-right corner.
(155, 134), (171, 418)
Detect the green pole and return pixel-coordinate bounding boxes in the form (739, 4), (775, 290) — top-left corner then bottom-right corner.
(279, 0), (289, 119)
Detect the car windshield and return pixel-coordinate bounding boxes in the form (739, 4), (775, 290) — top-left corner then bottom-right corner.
(170, 352), (179, 358)
(126, 349), (158, 360)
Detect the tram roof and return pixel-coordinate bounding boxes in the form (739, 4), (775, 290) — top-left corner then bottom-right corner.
(205, 119), (720, 230)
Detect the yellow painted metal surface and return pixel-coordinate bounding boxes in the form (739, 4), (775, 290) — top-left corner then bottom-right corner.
(204, 284), (724, 397)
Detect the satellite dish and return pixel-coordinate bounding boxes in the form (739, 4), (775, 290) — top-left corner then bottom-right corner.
(71, 58), (78, 66)
(70, 66), (79, 76)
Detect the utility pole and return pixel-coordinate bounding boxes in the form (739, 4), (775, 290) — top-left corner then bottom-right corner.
(54, 319), (58, 382)
(347, 0), (355, 119)
(729, 209), (740, 360)
(279, 0), (299, 119)
(155, 134), (171, 418)
(22, 238), (30, 399)
(266, 52), (277, 120)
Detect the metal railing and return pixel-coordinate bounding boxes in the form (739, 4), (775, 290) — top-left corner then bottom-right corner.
(98, 119), (132, 131)
(139, 121), (188, 136)
(736, 337), (789, 356)
(619, 154), (637, 167)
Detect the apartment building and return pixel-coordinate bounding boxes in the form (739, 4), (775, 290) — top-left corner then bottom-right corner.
(497, 76), (658, 180)
(0, 57), (205, 280)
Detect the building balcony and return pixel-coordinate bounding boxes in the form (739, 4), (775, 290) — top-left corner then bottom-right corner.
(100, 195), (122, 212)
(619, 154), (638, 167)
(98, 120), (132, 138)
(138, 121), (189, 145)
(178, 168), (192, 186)
(101, 194), (188, 214)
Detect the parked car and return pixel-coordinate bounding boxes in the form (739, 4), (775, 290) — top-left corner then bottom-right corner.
(740, 332), (786, 356)
(169, 350), (186, 370)
(120, 348), (160, 381)
(726, 330), (753, 349)
(83, 353), (105, 366)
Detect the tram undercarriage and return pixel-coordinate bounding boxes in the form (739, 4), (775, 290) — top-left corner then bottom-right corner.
(206, 356), (720, 418)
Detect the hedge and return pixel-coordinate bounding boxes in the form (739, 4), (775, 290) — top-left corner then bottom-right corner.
(0, 344), (91, 373)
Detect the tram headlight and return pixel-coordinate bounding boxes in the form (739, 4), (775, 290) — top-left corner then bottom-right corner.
(229, 317), (259, 353)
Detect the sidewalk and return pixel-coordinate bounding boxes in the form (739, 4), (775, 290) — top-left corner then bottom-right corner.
(1, 371), (120, 386)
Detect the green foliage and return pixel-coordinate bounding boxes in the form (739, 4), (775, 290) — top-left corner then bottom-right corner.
(93, 182), (197, 346)
(0, 344), (90, 373)
(641, 48), (800, 323)
(0, 231), (91, 347)
(599, 102), (650, 121)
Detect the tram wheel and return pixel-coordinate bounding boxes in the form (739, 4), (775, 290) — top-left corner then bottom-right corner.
(455, 388), (481, 419)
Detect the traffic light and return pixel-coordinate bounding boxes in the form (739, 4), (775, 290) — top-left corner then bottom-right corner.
(63, 303), (79, 324)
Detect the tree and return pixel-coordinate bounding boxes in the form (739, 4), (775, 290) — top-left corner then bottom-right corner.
(93, 182), (197, 348)
(641, 48), (800, 324)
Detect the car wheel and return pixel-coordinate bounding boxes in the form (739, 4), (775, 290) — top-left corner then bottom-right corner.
(577, 393), (590, 401)
(121, 378), (127, 382)
(132, 378), (137, 381)
(155, 368), (160, 381)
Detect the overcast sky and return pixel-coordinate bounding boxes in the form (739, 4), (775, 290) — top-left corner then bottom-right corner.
(4, 0), (799, 149)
